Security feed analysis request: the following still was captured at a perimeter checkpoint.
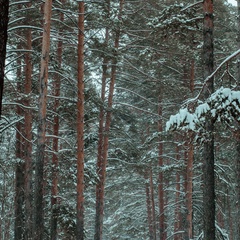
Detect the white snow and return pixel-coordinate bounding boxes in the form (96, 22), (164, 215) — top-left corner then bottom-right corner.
(166, 87), (240, 132)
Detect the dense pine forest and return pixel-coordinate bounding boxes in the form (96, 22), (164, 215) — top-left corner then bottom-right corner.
(0, 0), (240, 239)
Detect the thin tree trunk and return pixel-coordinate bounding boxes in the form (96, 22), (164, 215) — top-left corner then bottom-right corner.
(50, 2), (65, 239)
(202, 1), (215, 239)
(158, 94), (166, 240)
(0, 0), (9, 117)
(14, 55), (25, 240)
(76, 2), (85, 239)
(186, 133), (194, 239)
(149, 167), (157, 240)
(33, 1), (53, 239)
(23, 4), (33, 238)
(95, 1), (123, 239)
(145, 170), (154, 240)
(95, 2), (109, 237)
(235, 2), (240, 239)
(174, 144), (181, 240)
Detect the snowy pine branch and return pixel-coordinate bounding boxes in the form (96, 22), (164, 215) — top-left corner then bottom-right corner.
(166, 87), (240, 132)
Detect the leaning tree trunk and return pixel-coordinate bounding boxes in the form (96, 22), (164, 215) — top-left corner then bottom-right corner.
(0, 0), (9, 117)
(202, 0), (215, 239)
(76, 1), (85, 240)
(33, 1), (53, 239)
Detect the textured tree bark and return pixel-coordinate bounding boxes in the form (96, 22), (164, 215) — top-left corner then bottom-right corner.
(33, 1), (53, 239)
(0, 0), (9, 117)
(95, 1), (123, 239)
(202, 1), (215, 239)
(76, 2), (85, 239)
(50, 2), (65, 239)
(24, 3), (33, 238)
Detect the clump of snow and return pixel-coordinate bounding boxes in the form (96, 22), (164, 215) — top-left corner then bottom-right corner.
(166, 87), (240, 132)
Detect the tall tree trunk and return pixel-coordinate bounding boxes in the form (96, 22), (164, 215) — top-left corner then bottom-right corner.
(76, 2), (85, 239)
(202, 1), (215, 239)
(24, 4), (33, 238)
(50, 2), (65, 239)
(14, 55), (25, 240)
(33, 1), (53, 239)
(95, 1), (110, 238)
(94, 1), (123, 239)
(158, 94), (166, 240)
(0, 0), (9, 117)
(185, 59), (195, 239)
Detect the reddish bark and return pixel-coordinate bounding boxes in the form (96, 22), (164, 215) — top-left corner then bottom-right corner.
(76, 2), (85, 239)
(33, 0), (53, 239)
(95, 1), (110, 234)
(95, 1), (123, 239)
(158, 94), (166, 240)
(14, 53), (25, 240)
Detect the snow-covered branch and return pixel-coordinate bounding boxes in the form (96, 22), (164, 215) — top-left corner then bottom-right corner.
(166, 87), (240, 132)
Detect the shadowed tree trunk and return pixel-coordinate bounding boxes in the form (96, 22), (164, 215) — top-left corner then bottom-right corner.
(202, 0), (215, 239)
(0, 0), (9, 117)
(33, 1), (53, 239)
(76, 1), (85, 239)
(94, 1), (124, 239)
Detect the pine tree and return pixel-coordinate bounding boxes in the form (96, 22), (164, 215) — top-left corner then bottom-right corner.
(202, 1), (215, 239)
(34, 1), (53, 238)
(76, 1), (85, 239)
